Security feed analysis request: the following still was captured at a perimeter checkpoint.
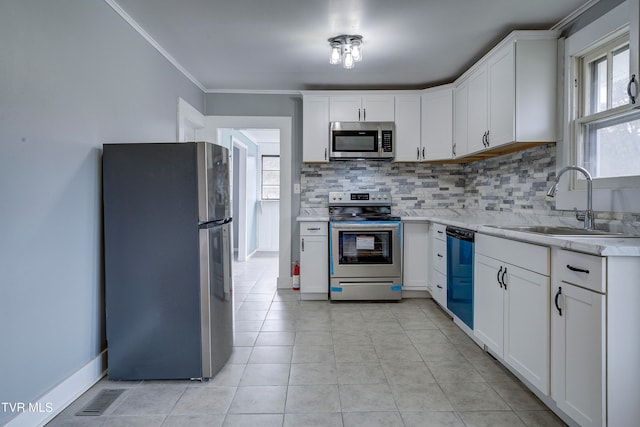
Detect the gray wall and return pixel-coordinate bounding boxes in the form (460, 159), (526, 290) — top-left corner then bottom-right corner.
(204, 93), (303, 261)
(0, 1), (203, 423)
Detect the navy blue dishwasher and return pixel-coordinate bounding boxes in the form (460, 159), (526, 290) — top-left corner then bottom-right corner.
(446, 226), (474, 330)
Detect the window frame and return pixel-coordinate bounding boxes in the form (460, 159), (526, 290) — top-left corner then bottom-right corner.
(570, 28), (640, 191)
(260, 154), (280, 201)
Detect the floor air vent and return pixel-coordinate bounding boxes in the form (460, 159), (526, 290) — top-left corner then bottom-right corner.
(76, 389), (125, 416)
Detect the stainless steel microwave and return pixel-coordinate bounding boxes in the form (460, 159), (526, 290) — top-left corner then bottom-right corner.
(329, 121), (395, 160)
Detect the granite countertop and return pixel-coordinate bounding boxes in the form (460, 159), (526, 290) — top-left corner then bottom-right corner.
(297, 209), (640, 257)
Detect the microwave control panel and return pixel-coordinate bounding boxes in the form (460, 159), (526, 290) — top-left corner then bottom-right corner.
(380, 130), (393, 152)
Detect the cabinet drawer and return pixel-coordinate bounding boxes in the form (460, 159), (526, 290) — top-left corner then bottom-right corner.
(476, 233), (549, 276)
(430, 270), (447, 307)
(300, 222), (327, 236)
(432, 238), (447, 274)
(554, 249), (606, 293)
(432, 223), (447, 241)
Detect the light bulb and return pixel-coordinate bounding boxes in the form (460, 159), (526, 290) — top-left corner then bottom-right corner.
(352, 41), (362, 62)
(343, 51), (354, 69)
(329, 44), (341, 65)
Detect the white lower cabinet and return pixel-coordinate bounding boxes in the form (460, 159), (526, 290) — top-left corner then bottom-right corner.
(299, 222), (328, 300)
(474, 234), (550, 394)
(402, 222), (429, 292)
(429, 223), (447, 307)
(551, 279), (605, 427)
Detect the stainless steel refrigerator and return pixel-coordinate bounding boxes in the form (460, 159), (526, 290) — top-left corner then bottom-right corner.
(103, 142), (233, 380)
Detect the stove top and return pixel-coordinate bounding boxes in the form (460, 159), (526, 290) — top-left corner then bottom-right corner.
(328, 191), (399, 221)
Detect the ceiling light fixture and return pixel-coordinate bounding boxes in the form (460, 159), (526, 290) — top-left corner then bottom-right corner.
(328, 35), (363, 69)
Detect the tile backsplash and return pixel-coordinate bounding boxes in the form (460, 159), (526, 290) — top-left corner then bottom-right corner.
(301, 144), (557, 215)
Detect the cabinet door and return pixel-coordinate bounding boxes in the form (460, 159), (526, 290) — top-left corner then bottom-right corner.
(551, 282), (605, 427)
(453, 82), (468, 158)
(466, 64), (489, 155)
(402, 223), (429, 290)
(474, 253), (504, 356)
(362, 95), (395, 121)
(488, 44), (515, 148)
(329, 96), (362, 122)
(629, 0), (640, 107)
(300, 235), (329, 298)
(503, 264), (550, 394)
(422, 88), (453, 161)
(302, 96), (330, 163)
(394, 95), (422, 161)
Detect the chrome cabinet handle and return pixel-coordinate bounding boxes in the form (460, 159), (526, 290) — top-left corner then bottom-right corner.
(436, 284), (443, 289)
(486, 130), (490, 147)
(501, 267), (507, 290)
(363, 108), (366, 121)
(417, 147), (420, 160)
(324, 148), (327, 160)
(452, 143), (456, 157)
(497, 266), (503, 288)
(358, 108), (361, 121)
(482, 131), (488, 147)
(437, 253), (443, 258)
(301, 238), (304, 251)
(628, 74), (637, 104)
(422, 147), (425, 159)
(307, 227), (321, 231)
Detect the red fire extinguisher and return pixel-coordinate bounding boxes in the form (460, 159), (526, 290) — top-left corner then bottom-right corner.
(292, 261), (300, 290)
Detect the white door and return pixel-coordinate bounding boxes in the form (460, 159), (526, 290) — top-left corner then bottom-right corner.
(394, 95), (422, 162)
(329, 96), (362, 122)
(422, 88), (453, 161)
(402, 223), (429, 290)
(466, 65), (489, 154)
(488, 44), (515, 148)
(503, 264), (550, 394)
(551, 282), (605, 427)
(474, 253), (504, 356)
(302, 96), (329, 163)
(362, 95), (395, 121)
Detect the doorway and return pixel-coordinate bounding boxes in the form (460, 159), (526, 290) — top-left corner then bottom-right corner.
(197, 116), (292, 289)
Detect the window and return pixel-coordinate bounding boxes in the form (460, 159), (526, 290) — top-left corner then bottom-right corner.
(261, 155), (280, 200)
(574, 33), (640, 182)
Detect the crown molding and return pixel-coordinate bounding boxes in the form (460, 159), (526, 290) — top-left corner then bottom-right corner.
(205, 89), (303, 95)
(104, 0), (205, 92)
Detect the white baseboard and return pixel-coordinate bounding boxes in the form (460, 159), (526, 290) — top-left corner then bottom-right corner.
(5, 350), (107, 427)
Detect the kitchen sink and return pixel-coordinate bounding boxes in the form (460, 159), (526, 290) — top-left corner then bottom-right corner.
(486, 225), (627, 237)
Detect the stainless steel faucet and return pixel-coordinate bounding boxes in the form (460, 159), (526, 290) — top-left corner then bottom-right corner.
(546, 166), (595, 230)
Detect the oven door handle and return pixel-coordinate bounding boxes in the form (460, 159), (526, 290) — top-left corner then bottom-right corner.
(330, 222), (400, 231)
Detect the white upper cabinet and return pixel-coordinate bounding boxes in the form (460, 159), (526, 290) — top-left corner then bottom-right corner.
(302, 95), (330, 163)
(458, 31), (558, 156)
(421, 87), (453, 161)
(394, 95), (422, 161)
(466, 63), (489, 155)
(329, 94), (395, 122)
(453, 81), (468, 158)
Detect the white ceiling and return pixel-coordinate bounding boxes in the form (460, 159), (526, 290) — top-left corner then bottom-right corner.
(110, 0), (594, 92)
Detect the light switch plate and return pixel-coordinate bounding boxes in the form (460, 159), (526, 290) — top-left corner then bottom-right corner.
(293, 183), (301, 194)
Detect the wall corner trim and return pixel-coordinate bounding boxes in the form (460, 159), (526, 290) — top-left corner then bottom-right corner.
(104, 0), (205, 92)
(5, 350), (107, 427)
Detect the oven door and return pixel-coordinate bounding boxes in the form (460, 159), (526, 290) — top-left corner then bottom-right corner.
(330, 221), (401, 278)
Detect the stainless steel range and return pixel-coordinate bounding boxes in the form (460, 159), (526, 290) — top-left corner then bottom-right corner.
(329, 191), (402, 301)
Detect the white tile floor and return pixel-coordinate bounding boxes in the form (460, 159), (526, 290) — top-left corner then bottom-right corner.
(47, 252), (566, 427)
